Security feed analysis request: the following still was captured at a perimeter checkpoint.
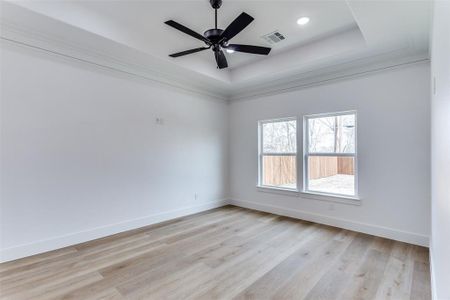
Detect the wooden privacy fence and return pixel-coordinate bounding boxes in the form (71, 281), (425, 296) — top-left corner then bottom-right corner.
(263, 156), (296, 186)
(308, 156), (354, 179)
(263, 156), (354, 186)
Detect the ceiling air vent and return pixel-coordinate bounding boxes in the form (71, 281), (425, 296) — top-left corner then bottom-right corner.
(261, 31), (286, 44)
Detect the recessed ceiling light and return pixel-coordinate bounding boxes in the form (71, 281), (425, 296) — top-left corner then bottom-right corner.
(297, 17), (310, 26)
(226, 49), (235, 54)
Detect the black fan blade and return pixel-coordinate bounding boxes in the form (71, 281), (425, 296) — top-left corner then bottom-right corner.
(169, 47), (209, 57)
(226, 44), (271, 55)
(220, 12), (254, 41)
(214, 50), (228, 69)
(165, 20), (210, 43)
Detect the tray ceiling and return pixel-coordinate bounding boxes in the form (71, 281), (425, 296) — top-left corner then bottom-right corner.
(1, 0), (431, 100)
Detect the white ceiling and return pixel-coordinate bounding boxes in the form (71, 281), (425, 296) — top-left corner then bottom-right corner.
(59, 1), (358, 68)
(1, 0), (432, 99)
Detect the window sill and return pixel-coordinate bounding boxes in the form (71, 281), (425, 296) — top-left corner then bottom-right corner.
(300, 191), (361, 206)
(256, 186), (361, 206)
(256, 186), (300, 197)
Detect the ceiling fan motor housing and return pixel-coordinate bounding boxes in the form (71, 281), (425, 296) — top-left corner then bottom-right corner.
(204, 29), (224, 44)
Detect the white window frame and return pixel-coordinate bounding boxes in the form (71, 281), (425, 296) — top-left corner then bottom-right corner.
(303, 111), (358, 198)
(257, 117), (299, 192)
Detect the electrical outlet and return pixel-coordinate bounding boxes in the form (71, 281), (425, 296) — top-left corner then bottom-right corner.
(194, 193), (199, 200)
(155, 117), (164, 125)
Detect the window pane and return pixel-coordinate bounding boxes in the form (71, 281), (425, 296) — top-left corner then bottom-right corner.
(262, 155), (296, 189)
(307, 156), (355, 195)
(308, 114), (355, 153)
(262, 120), (296, 153)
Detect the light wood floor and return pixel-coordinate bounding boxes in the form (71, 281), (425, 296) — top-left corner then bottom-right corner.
(0, 206), (431, 300)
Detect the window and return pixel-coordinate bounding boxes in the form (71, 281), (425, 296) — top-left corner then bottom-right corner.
(258, 118), (297, 190)
(304, 111), (357, 197)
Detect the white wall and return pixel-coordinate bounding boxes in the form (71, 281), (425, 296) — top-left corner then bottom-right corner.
(430, 1), (450, 299)
(0, 27), (434, 266)
(0, 41), (229, 262)
(229, 62), (431, 246)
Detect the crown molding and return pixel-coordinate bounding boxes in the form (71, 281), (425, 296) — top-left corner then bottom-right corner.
(229, 50), (429, 101)
(0, 18), (230, 102)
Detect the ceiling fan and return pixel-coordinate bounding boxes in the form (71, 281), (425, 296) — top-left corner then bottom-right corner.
(164, 0), (271, 69)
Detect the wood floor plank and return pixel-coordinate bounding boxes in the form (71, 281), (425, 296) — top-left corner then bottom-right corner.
(5, 272), (104, 300)
(234, 227), (351, 300)
(373, 243), (415, 300)
(58, 213), (263, 299)
(410, 260), (432, 300)
(184, 221), (321, 299)
(0, 247), (79, 275)
(302, 233), (375, 300)
(131, 218), (301, 299)
(0, 206), (431, 300)
(338, 249), (391, 300)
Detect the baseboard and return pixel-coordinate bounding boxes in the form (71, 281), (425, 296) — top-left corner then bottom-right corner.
(230, 199), (429, 247)
(430, 248), (438, 300)
(1, 198), (428, 263)
(0, 199), (230, 263)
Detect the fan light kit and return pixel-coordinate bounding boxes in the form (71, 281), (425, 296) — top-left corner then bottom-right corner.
(297, 17), (310, 25)
(165, 0), (271, 69)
